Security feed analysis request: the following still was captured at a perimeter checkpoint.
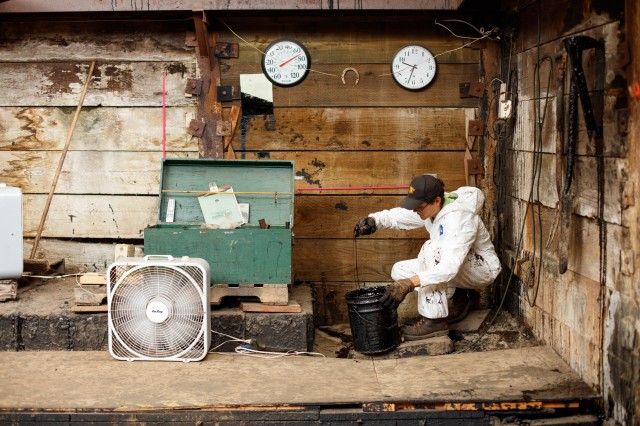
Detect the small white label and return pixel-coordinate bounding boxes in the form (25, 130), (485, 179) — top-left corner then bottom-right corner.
(166, 199), (176, 222)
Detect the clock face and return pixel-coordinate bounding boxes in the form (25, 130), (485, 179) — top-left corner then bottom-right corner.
(261, 39), (311, 87)
(391, 45), (437, 91)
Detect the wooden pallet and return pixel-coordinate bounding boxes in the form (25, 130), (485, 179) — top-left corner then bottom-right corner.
(211, 284), (289, 306)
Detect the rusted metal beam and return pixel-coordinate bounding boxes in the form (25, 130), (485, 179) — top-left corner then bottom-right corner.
(0, 0), (463, 13)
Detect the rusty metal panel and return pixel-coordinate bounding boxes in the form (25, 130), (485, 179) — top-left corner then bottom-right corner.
(185, 79), (203, 95)
(467, 120), (485, 136)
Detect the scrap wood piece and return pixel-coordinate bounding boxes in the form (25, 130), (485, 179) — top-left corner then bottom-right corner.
(240, 300), (301, 313)
(79, 273), (107, 285)
(74, 284), (107, 306)
(23, 258), (65, 276)
(0, 280), (18, 302)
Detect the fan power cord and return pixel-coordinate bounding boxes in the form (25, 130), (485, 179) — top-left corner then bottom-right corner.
(234, 346), (326, 358)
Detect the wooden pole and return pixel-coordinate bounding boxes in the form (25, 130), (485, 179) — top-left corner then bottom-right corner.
(30, 61), (95, 259)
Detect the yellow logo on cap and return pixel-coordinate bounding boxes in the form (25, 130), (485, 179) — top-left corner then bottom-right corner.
(408, 186), (415, 194)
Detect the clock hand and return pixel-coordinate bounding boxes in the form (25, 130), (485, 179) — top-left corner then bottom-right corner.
(279, 54), (301, 67)
(401, 61), (417, 69)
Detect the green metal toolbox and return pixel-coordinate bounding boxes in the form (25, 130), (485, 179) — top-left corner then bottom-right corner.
(144, 158), (294, 288)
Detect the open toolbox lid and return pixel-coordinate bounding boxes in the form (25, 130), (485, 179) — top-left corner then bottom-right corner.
(156, 158), (294, 227)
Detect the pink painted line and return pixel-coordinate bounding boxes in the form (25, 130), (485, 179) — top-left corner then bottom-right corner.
(298, 185), (409, 191)
(162, 71), (167, 158)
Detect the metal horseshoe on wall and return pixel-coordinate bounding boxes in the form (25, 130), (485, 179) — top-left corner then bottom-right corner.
(341, 67), (360, 86)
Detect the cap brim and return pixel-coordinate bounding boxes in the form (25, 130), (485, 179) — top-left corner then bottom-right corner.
(400, 196), (423, 210)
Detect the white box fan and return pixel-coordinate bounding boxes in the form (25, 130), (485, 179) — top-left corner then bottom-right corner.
(107, 255), (211, 362)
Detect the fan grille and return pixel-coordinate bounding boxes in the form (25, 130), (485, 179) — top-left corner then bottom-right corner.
(109, 264), (207, 360)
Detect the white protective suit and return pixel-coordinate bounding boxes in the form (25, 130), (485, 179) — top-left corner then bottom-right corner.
(369, 186), (501, 319)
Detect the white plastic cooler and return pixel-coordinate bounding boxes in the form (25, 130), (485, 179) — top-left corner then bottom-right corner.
(0, 184), (23, 279)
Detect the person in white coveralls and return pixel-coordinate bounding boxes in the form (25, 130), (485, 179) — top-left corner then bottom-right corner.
(355, 174), (501, 341)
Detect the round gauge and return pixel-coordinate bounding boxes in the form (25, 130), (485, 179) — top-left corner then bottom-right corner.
(391, 45), (437, 91)
(261, 39), (311, 87)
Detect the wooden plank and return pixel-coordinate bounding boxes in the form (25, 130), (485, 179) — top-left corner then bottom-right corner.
(22, 194), (157, 238)
(253, 151), (468, 191)
(506, 151), (625, 224)
(0, 62), (198, 107)
(240, 300), (302, 313)
(293, 238), (425, 282)
(24, 239), (144, 274)
(294, 195), (429, 239)
(78, 274), (107, 285)
(223, 63), (479, 108)
(2, 151), (465, 195)
(0, 106), (471, 153)
(504, 197), (623, 286)
(0, 347), (596, 409)
(231, 107), (470, 151)
(0, 21), (194, 62)
(216, 16), (480, 65)
(0, 107), (196, 152)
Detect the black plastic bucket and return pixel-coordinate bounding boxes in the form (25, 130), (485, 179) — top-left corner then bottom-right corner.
(346, 286), (399, 354)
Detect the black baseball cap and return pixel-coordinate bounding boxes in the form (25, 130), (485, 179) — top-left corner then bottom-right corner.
(400, 175), (444, 210)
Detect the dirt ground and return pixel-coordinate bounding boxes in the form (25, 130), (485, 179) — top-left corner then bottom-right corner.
(314, 308), (540, 358)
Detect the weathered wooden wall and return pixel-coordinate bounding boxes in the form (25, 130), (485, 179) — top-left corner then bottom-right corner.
(0, 13), (482, 317)
(496, 0), (638, 424)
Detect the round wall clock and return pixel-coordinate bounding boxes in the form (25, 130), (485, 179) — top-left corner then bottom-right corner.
(390, 45), (437, 91)
(261, 39), (311, 87)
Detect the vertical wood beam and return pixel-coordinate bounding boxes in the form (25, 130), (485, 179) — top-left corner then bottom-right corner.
(193, 12), (224, 158)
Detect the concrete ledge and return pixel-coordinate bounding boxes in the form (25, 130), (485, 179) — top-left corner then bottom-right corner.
(0, 278), (313, 353)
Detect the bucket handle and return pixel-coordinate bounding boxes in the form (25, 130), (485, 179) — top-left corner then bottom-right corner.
(352, 308), (397, 330)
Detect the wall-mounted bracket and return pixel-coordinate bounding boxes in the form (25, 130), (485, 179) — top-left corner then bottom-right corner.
(185, 78), (203, 95)
(459, 81), (485, 98)
(216, 120), (232, 136)
(467, 120), (485, 136)
(217, 85), (240, 102)
(188, 119), (206, 137)
(466, 158), (483, 174)
(617, 109), (629, 136)
(214, 42), (239, 58)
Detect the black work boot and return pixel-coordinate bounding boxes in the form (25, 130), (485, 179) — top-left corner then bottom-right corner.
(401, 317), (449, 341)
(447, 289), (480, 324)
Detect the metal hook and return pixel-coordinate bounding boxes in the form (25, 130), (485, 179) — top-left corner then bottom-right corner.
(341, 67), (360, 86)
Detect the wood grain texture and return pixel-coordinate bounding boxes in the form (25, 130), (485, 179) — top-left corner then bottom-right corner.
(223, 63), (479, 107)
(1, 151), (465, 195)
(505, 150), (625, 224)
(0, 20), (194, 62)
(231, 107), (470, 151)
(294, 195), (430, 239)
(216, 15), (481, 65)
(293, 238), (425, 281)
(0, 62), (197, 107)
(23, 194), (158, 239)
(0, 107), (197, 151)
